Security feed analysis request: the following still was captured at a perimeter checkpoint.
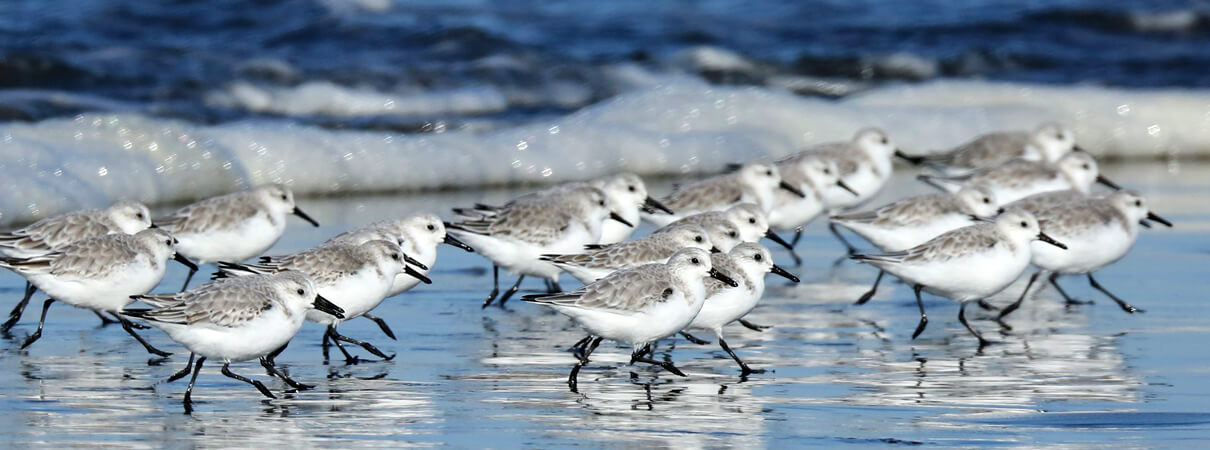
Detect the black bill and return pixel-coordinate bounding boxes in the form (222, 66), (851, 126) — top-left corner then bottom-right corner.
(292, 207), (320, 227)
(404, 266), (433, 285)
(894, 150), (925, 165)
(642, 196), (674, 215)
(779, 181), (806, 198)
(172, 253), (198, 272)
(1036, 232), (1067, 249)
(609, 212), (634, 228)
(402, 254), (429, 271)
(440, 229), (475, 252)
(836, 179), (859, 196)
(770, 264), (800, 283)
(1095, 174), (1122, 190)
(764, 230), (794, 251)
(710, 246), (722, 254)
(1146, 211), (1173, 227)
(709, 268), (739, 287)
(312, 294), (345, 319)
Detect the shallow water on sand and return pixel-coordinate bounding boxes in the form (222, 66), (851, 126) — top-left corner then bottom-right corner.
(0, 161), (1207, 447)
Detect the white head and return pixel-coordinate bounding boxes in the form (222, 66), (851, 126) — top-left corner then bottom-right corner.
(269, 271), (342, 319)
(253, 184), (319, 227)
(105, 200), (153, 234)
(658, 224), (715, 253)
(734, 163), (786, 211)
(995, 208), (1065, 249)
(954, 186), (1001, 217)
(852, 127), (897, 162)
(726, 242), (799, 283)
(701, 219), (743, 252)
(666, 247), (736, 290)
(723, 203), (770, 242)
(1055, 151), (1101, 193)
(1107, 191), (1172, 230)
(133, 228), (181, 263)
(1029, 122), (1077, 162)
(565, 186), (626, 233)
(593, 173), (649, 210)
(793, 156), (842, 194)
(357, 239), (405, 277)
(397, 214), (450, 252)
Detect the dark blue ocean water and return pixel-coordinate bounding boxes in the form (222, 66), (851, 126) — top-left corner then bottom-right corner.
(2, 0), (1209, 127)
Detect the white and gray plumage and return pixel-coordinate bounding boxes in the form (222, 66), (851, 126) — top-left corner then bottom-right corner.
(852, 209), (1067, 347)
(523, 248), (739, 389)
(899, 122), (1077, 173)
(792, 128), (898, 212)
(643, 163), (803, 227)
(0, 228), (196, 354)
(769, 154), (854, 232)
(831, 186), (1003, 253)
(325, 213), (472, 296)
(541, 224), (715, 284)
(124, 271), (344, 408)
(156, 184), (320, 291)
(918, 151), (1121, 205)
(996, 191), (1171, 321)
(683, 243), (799, 374)
(656, 203), (787, 252)
(0, 201), (152, 258)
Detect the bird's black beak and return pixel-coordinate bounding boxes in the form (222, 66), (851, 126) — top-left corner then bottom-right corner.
(770, 264), (800, 283)
(1146, 211), (1173, 227)
(609, 212), (634, 228)
(996, 207), (1005, 214)
(292, 207), (320, 227)
(1139, 220), (1152, 228)
(764, 230), (794, 251)
(1036, 232), (1067, 249)
(403, 266), (433, 285)
(402, 254), (428, 271)
(312, 294), (345, 319)
(642, 196), (675, 215)
(173, 253), (198, 272)
(1096, 175), (1122, 191)
(709, 268), (739, 287)
(710, 246), (722, 254)
(148, 223), (160, 229)
(836, 179), (859, 196)
(440, 229), (475, 252)
(779, 181), (806, 198)
(895, 150), (924, 165)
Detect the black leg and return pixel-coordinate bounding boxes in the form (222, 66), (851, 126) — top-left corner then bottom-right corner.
(718, 336), (764, 375)
(959, 301), (992, 348)
(787, 228), (803, 267)
(183, 356), (206, 413)
(855, 270), (884, 305)
(738, 319), (771, 332)
(329, 326), (394, 361)
(829, 222), (859, 255)
(321, 331), (332, 362)
(180, 265), (198, 292)
(911, 285), (928, 339)
(265, 341), (288, 367)
(92, 310), (121, 327)
(569, 335), (593, 359)
(630, 351), (687, 377)
(997, 271), (1041, 328)
(19, 299), (54, 350)
(680, 331), (711, 345)
(1049, 273), (1091, 306)
(977, 299), (999, 311)
(495, 275), (526, 306)
(118, 316), (173, 357)
(260, 356), (314, 391)
(1088, 273), (1144, 314)
(789, 228), (802, 247)
(548, 280), (562, 294)
(325, 327), (359, 364)
(221, 363), (276, 399)
(1, 282), (37, 333)
(362, 313), (397, 340)
(568, 336), (602, 392)
(167, 353), (195, 383)
(481, 265), (500, 308)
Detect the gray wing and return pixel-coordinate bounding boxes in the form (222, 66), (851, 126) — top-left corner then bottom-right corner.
(545, 235), (678, 269)
(969, 160), (1055, 188)
(129, 277), (276, 327)
(526, 265), (673, 312)
(939, 132), (1031, 169)
(663, 175), (743, 212)
(797, 143), (860, 176)
(244, 245), (365, 284)
(834, 194), (953, 227)
(0, 210), (116, 253)
(856, 224), (999, 265)
(156, 193), (263, 234)
(450, 202), (577, 246)
(32, 234), (141, 279)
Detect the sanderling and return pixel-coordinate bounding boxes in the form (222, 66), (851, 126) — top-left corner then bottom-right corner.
(0, 228), (196, 356)
(326, 214), (473, 338)
(680, 243), (799, 374)
(996, 191), (1171, 324)
(125, 271), (344, 412)
(657, 203), (791, 253)
(792, 128), (898, 253)
(156, 184), (320, 291)
(449, 186), (630, 308)
(522, 248), (738, 391)
(542, 223), (716, 284)
(897, 122), (1078, 172)
(851, 209), (1066, 347)
(0, 200), (153, 331)
(917, 151), (1121, 205)
(643, 163), (803, 227)
(769, 154), (857, 262)
(216, 239), (405, 364)
(832, 186), (1003, 305)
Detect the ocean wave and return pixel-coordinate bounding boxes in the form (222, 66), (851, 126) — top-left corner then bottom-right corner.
(1028, 8), (1210, 34)
(2, 79), (1209, 226)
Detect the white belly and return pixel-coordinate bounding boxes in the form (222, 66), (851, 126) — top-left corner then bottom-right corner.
(156, 308), (304, 362)
(30, 257), (166, 311)
(175, 215), (285, 263)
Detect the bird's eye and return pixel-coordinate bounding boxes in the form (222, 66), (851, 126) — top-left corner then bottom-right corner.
(823, 168), (831, 175)
(598, 200), (605, 206)
(280, 194), (288, 201)
(983, 198), (991, 204)
(1020, 221), (1028, 228)
(729, 231), (738, 238)
(165, 239), (172, 245)
(296, 288), (305, 295)
(1057, 133), (1065, 140)
(427, 224), (436, 231)
(1135, 200), (1142, 207)
(136, 213), (144, 219)
(1082, 164), (1090, 170)
(880, 138), (888, 144)
(754, 254), (762, 261)
(390, 253), (399, 261)
(691, 257), (700, 264)
(694, 236), (703, 242)
(628, 185), (636, 192)
(748, 218), (756, 224)
(765, 170), (773, 176)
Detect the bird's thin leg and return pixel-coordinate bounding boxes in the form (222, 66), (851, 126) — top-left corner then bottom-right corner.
(680, 331), (710, 345)
(718, 336), (764, 375)
(737, 319), (770, 331)
(481, 265), (500, 308)
(179, 265), (198, 292)
(1088, 273), (1144, 314)
(997, 270), (1041, 328)
(568, 336), (603, 392)
(1, 282), (37, 333)
(118, 316), (173, 357)
(329, 326), (394, 361)
(829, 222), (859, 255)
(1049, 273), (1091, 306)
(183, 356), (206, 413)
(167, 353), (196, 383)
(221, 363), (276, 399)
(911, 285), (929, 339)
(959, 301), (992, 349)
(260, 356), (314, 391)
(361, 313), (396, 340)
(19, 299), (54, 350)
(855, 270), (885, 305)
(495, 275), (526, 306)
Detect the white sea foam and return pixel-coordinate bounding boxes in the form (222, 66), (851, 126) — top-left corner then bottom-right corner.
(3, 80), (1209, 225)
(206, 81), (510, 117)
